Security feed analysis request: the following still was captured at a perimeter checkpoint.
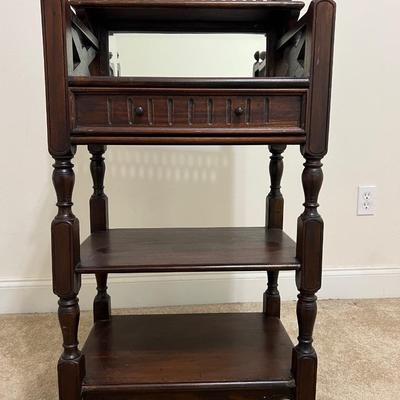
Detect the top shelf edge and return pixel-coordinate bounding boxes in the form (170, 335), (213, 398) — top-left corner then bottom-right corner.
(69, 0), (305, 10)
(68, 77), (310, 89)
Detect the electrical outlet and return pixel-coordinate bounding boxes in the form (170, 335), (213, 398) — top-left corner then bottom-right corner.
(357, 185), (376, 216)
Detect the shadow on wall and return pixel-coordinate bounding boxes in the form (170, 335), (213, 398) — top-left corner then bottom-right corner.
(72, 145), (242, 310)
(0, 145), (237, 313)
(76, 146), (235, 230)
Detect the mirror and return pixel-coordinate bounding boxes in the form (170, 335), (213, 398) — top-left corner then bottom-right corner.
(109, 33), (266, 78)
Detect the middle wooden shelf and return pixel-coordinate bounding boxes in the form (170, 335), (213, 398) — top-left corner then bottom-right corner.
(77, 227), (300, 274)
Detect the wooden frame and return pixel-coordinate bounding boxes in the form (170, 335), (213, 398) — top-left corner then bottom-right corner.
(40, 1), (336, 399)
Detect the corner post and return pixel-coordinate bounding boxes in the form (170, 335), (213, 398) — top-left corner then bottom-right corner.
(292, 154), (323, 400)
(52, 148), (85, 400)
(88, 144), (111, 322)
(291, 1), (335, 397)
(263, 144), (286, 318)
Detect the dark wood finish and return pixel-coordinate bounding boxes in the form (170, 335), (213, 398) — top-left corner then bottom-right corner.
(264, 144), (286, 318)
(51, 152), (81, 299)
(88, 145), (109, 233)
(68, 79), (308, 144)
(71, 134), (306, 146)
(291, 2), (335, 399)
(266, 145), (286, 230)
(88, 145), (111, 322)
(41, 0), (71, 156)
(78, 227), (300, 273)
(69, 79), (308, 144)
(303, 0), (336, 157)
(70, 0), (304, 7)
(51, 150), (85, 400)
(41, 1), (336, 399)
(70, 0), (304, 34)
(83, 390), (293, 400)
(70, 88), (306, 136)
(58, 298), (85, 400)
(293, 157), (323, 400)
(96, 27), (110, 76)
(68, 77), (310, 88)
(82, 313), (294, 399)
(264, 271), (281, 318)
(92, 272), (110, 321)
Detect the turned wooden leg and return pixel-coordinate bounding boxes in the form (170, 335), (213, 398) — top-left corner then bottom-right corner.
(292, 156), (324, 400)
(58, 298), (85, 400)
(264, 271), (280, 318)
(93, 272), (111, 322)
(88, 144), (111, 322)
(52, 151), (85, 400)
(265, 145), (286, 230)
(263, 145), (286, 318)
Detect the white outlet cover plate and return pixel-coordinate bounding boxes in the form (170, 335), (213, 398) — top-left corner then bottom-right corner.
(357, 185), (377, 216)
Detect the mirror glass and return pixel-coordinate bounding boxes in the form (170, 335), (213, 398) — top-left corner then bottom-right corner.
(109, 33), (266, 78)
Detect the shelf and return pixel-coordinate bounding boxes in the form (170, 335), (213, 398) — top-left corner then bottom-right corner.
(78, 227), (300, 273)
(68, 77), (310, 89)
(82, 313), (295, 399)
(70, 0), (304, 8)
(70, 0), (304, 32)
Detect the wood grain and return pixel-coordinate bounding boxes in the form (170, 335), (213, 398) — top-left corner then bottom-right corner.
(264, 145), (286, 318)
(71, 134), (306, 145)
(71, 91), (305, 133)
(68, 77), (310, 88)
(70, 0), (304, 8)
(88, 145), (111, 322)
(82, 313), (294, 396)
(78, 227), (300, 273)
(41, 0), (71, 156)
(70, 0), (304, 33)
(40, 0), (337, 398)
(304, 0), (336, 157)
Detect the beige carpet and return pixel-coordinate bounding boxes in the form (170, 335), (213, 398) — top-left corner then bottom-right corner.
(0, 299), (399, 399)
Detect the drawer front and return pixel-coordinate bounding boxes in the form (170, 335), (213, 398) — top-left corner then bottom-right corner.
(70, 90), (306, 135)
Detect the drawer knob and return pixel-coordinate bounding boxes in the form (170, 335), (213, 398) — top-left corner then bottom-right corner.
(234, 106), (245, 116)
(135, 106), (144, 116)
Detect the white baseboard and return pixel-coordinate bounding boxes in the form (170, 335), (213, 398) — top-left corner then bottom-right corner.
(0, 266), (399, 314)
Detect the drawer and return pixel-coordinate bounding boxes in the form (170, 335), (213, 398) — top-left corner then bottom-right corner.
(70, 89), (306, 135)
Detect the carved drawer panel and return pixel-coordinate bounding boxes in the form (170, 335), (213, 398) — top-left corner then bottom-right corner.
(70, 89), (306, 135)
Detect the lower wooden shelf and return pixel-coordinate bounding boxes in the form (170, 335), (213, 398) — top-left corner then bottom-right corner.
(81, 313), (295, 400)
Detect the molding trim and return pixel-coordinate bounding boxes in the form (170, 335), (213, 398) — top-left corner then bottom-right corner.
(1, 266), (399, 314)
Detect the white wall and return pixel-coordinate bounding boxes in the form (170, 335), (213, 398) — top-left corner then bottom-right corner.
(0, 0), (400, 313)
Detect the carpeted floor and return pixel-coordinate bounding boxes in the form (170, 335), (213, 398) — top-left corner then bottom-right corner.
(0, 299), (399, 399)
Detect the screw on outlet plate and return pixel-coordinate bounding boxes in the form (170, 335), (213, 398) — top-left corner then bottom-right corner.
(357, 185), (376, 216)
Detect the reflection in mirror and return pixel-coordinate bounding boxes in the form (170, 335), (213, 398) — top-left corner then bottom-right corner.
(109, 33), (266, 78)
